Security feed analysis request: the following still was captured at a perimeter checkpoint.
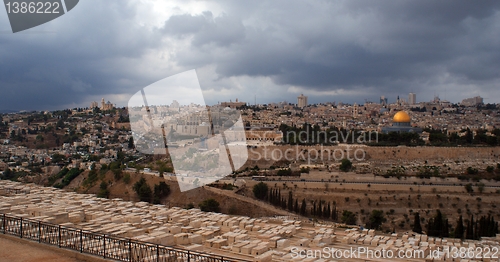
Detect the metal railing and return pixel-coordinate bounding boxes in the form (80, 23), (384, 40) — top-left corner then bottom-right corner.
(0, 213), (250, 262)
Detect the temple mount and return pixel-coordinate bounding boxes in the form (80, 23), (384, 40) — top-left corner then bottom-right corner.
(381, 111), (423, 134)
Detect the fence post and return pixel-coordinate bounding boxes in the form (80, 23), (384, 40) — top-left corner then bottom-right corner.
(157, 244), (159, 262)
(129, 239), (132, 262)
(2, 214), (5, 234)
(80, 229), (83, 253)
(187, 250), (190, 262)
(38, 221), (41, 243)
(20, 217), (23, 238)
(103, 235), (106, 259)
(58, 225), (61, 247)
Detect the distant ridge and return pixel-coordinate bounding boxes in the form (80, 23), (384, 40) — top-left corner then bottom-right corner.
(0, 109), (19, 114)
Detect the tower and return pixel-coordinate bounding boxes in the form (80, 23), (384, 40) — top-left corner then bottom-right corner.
(380, 96), (388, 105)
(297, 94), (308, 108)
(101, 98), (105, 110)
(353, 103), (359, 118)
(409, 93), (416, 105)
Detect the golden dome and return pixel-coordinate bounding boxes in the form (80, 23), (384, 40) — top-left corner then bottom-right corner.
(393, 111), (411, 123)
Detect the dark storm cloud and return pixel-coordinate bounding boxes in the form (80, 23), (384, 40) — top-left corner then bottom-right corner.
(1, 0), (500, 111)
(0, 0), (162, 111)
(167, 0), (500, 102)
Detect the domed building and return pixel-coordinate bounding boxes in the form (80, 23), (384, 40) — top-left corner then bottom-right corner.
(381, 111), (422, 134)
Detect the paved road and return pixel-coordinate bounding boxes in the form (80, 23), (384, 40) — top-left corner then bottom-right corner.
(245, 177), (500, 188)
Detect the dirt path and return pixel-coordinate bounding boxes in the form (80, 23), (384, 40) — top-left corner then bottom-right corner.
(203, 186), (300, 218)
(0, 236), (84, 262)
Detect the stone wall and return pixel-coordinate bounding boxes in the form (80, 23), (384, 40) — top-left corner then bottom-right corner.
(244, 145), (500, 166)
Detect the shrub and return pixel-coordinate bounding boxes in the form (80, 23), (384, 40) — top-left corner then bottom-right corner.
(477, 183), (485, 193)
(464, 183), (474, 193)
(467, 167), (478, 175)
(153, 182), (171, 204)
(58, 168), (83, 188)
(123, 173), (131, 184)
(113, 169), (123, 181)
(253, 182), (269, 200)
(97, 181), (110, 198)
(366, 210), (386, 230)
(277, 168), (292, 176)
(133, 177), (152, 202)
(48, 168), (69, 186)
(199, 198), (220, 213)
(339, 159), (352, 172)
(341, 210), (357, 225)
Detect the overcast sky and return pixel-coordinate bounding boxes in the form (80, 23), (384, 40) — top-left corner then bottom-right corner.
(1, 0), (500, 111)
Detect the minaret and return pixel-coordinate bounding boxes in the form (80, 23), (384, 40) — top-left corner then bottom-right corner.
(101, 98), (105, 109)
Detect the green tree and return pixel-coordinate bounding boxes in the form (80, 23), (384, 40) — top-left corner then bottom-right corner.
(426, 210), (448, 238)
(413, 212), (423, 234)
(367, 210), (386, 230)
(455, 215), (465, 239)
(51, 153), (66, 163)
(123, 173), (131, 184)
(199, 198), (220, 213)
(467, 167), (478, 175)
(466, 215), (474, 240)
(287, 191), (294, 211)
(465, 183), (474, 193)
(332, 206), (338, 221)
(341, 210), (357, 225)
(339, 159), (352, 172)
(97, 181), (110, 198)
(477, 183), (485, 193)
(300, 199), (307, 216)
(128, 137), (135, 149)
(253, 182), (268, 200)
(153, 182), (171, 204)
(133, 177), (152, 202)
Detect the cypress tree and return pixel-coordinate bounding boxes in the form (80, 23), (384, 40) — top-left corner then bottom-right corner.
(488, 215), (495, 237)
(473, 219), (479, 240)
(479, 216), (486, 237)
(294, 199), (299, 214)
(413, 212), (423, 234)
(466, 216), (474, 240)
(300, 199), (307, 216)
(287, 191), (293, 211)
(435, 210), (444, 237)
(442, 219), (449, 238)
(277, 189), (281, 206)
(269, 188), (274, 205)
(455, 215), (464, 239)
(426, 218), (433, 236)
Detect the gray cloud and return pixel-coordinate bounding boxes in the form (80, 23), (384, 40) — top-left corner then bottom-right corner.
(1, 0), (500, 111)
